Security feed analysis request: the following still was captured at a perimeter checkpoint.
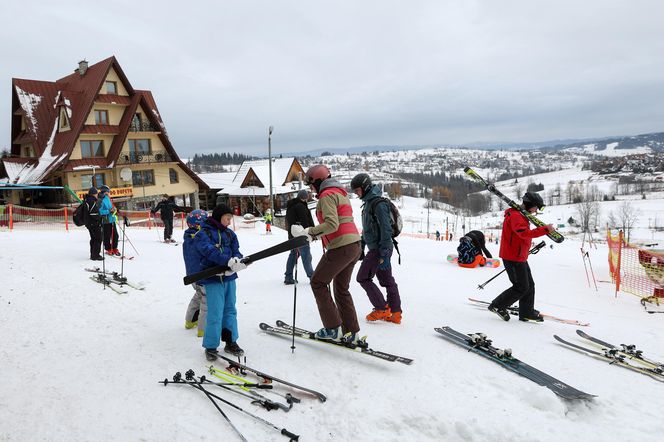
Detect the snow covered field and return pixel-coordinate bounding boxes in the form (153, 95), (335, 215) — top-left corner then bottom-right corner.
(2, 196), (664, 441)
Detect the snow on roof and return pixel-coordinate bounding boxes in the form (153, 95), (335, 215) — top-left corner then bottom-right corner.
(197, 172), (237, 189)
(217, 182), (304, 197)
(232, 157), (298, 186)
(14, 85), (43, 137)
(10, 106), (67, 185)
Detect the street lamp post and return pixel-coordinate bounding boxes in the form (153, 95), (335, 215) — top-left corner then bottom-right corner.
(268, 126), (274, 216)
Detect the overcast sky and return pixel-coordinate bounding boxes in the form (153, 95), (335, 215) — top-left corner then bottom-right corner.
(2, 0), (664, 157)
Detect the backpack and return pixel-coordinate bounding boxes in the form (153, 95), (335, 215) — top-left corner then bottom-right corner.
(457, 237), (480, 264)
(73, 202), (87, 227)
(368, 197), (403, 263)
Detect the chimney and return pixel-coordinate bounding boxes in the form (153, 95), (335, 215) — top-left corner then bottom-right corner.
(78, 60), (88, 76)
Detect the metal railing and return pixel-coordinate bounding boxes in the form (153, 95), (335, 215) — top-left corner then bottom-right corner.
(129, 121), (160, 132)
(116, 151), (172, 165)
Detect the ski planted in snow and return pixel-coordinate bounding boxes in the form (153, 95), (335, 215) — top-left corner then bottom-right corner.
(554, 334), (664, 382)
(575, 330), (664, 372)
(85, 268), (145, 290)
(260, 321), (414, 366)
(436, 326), (595, 400)
(464, 166), (564, 243)
(468, 298), (590, 326)
(183, 236), (309, 285)
(211, 356), (327, 403)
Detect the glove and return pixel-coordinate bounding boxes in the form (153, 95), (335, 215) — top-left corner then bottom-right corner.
(378, 248), (392, 271)
(378, 255), (391, 270)
(291, 225), (313, 242)
(228, 257), (247, 272)
(544, 224), (555, 233)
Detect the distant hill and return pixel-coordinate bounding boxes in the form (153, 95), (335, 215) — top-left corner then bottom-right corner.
(278, 131), (664, 158)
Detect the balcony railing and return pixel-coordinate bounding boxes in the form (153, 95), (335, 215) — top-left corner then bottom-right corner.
(129, 121), (160, 132)
(116, 151), (172, 165)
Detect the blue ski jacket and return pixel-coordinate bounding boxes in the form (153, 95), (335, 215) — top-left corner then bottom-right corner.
(183, 218), (243, 285)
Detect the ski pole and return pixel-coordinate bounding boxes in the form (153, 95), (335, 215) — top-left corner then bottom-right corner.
(209, 366), (301, 404)
(164, 372), (300, 441)
(199, 375), (289, 412)
(478, 241), (546, 290)
(182, 370), (247, 442)
(291, 248), (300, 353)
(120, 220), (140, 256)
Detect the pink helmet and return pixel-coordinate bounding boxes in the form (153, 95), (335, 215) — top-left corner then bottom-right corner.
(304, 164), (331, 186)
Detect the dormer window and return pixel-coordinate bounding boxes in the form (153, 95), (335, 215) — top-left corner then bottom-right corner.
(59, 109), (70, 130)
(94, 109), (109, 125)
(105, 81), (117, 94)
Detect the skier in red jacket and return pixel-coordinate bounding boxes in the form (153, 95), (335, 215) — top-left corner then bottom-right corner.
(488, 192), (555, 322)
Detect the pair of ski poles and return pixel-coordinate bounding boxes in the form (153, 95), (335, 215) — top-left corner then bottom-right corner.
(477, 241), (546, 290)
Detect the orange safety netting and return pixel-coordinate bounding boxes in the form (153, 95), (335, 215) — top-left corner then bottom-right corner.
(607, 229), (664, 304)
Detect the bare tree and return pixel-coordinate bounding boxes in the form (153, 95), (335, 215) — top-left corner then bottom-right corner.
(609, 201), (640, 242)
(576, 185), (601, 234)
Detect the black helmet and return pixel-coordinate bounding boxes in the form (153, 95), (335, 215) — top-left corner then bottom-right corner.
(350, 173), (372, 195)
(522, 192), (544, 210)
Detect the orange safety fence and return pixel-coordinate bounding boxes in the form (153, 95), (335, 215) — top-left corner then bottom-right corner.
(607, 229), (664, 305)
(0, 204), (187, 232)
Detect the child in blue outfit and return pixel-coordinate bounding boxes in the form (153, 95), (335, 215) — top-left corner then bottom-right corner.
(183, 204), (248, 361)
(183, 209), (209, 337)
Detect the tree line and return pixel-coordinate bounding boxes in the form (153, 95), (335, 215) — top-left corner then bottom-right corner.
(189, 153), (256, 172)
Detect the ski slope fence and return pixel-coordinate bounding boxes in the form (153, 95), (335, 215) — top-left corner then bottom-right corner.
(0, 204), (190, 231)
(607, 229), (664, 304)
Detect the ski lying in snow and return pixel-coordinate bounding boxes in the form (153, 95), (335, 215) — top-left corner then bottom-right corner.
(105, 254), (135, 260)
(575, 330), (664, 372)
(554, 334), (664, 382)
(183, 236), (309, 285)
(213, 355), (327, 402)
(447, 254), (501, 268)
(84, 268), (145, 290)
(436, 326), (594, 400)
(89, 274), (128, 294)
(262, 320), (414, 366)
(468, 298), (590, 326)
(464, 166), (564, 243)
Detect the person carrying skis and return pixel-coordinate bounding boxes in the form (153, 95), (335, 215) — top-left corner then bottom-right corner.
(351, 173), (403, 324)
(151, 195), (186, 243)
(488, 192), (555, 322)
(182, 209), (209, 338)
(98, 185), (120, 256)
(283, 189), (315, 284)
(290, 164), (364, 345)
(185, 204), (248, 360)
(457, 230), (493, 268)
(84, 187), (103, 261)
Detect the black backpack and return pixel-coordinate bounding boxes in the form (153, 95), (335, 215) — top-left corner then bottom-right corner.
(368, 197), (403, 263)
(73, 202), (87, 227)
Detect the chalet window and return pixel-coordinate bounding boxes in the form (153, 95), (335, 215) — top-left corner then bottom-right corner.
(128, 139), (150, 162)
(132, 169), (155, 186)
(81, 140), (104, 158)
(131, 113), (141, 130)
(169, 168), (179, 184)
(94, 110), (109, 125)
(81, 173), (105, 189)
(59, 109), (69, 129)
(105, 81), (117, 94)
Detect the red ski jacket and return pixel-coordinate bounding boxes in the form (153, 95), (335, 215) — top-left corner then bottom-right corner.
(498, 208), (549, 262)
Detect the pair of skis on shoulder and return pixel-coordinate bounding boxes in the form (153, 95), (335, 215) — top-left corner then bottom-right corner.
(85, 267), (145, 294)
(555, 330), (664, 382)
(468, 298), (589, 326)
(259, 321), (414, 365)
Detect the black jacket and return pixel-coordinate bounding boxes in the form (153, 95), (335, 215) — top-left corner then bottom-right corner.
(84, 195), (101, 227)
(151, 198), (184, 221)
(285, 197), (314, 239)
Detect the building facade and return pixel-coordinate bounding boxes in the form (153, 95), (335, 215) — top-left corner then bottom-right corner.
(2, 56), (207, 209)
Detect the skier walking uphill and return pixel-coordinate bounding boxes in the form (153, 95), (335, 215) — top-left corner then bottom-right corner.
(488, 192), (555, 322)
(351, 173), (403, 324)
(98, 185), (120, 256)
(283, 189), (315, 284)
(151, 195), (186, 242)
(182, 209), (209, 338)
(84, 187), (103, 261)
(290, 164), (364, 345)
(457, 230), (492, 268)
(185, 204), (248, 360)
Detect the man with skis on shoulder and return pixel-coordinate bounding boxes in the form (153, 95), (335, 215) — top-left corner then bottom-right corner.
(488, 192), (555, 322)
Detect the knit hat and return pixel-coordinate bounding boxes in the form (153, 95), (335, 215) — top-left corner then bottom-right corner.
(99, 185), (110, 193)
(212, 204), (233, 221)
(88, 187), (98, 195)
(297, 189), (309, 200)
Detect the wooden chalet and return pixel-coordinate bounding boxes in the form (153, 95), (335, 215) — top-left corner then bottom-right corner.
(2, 56), (207, 209)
